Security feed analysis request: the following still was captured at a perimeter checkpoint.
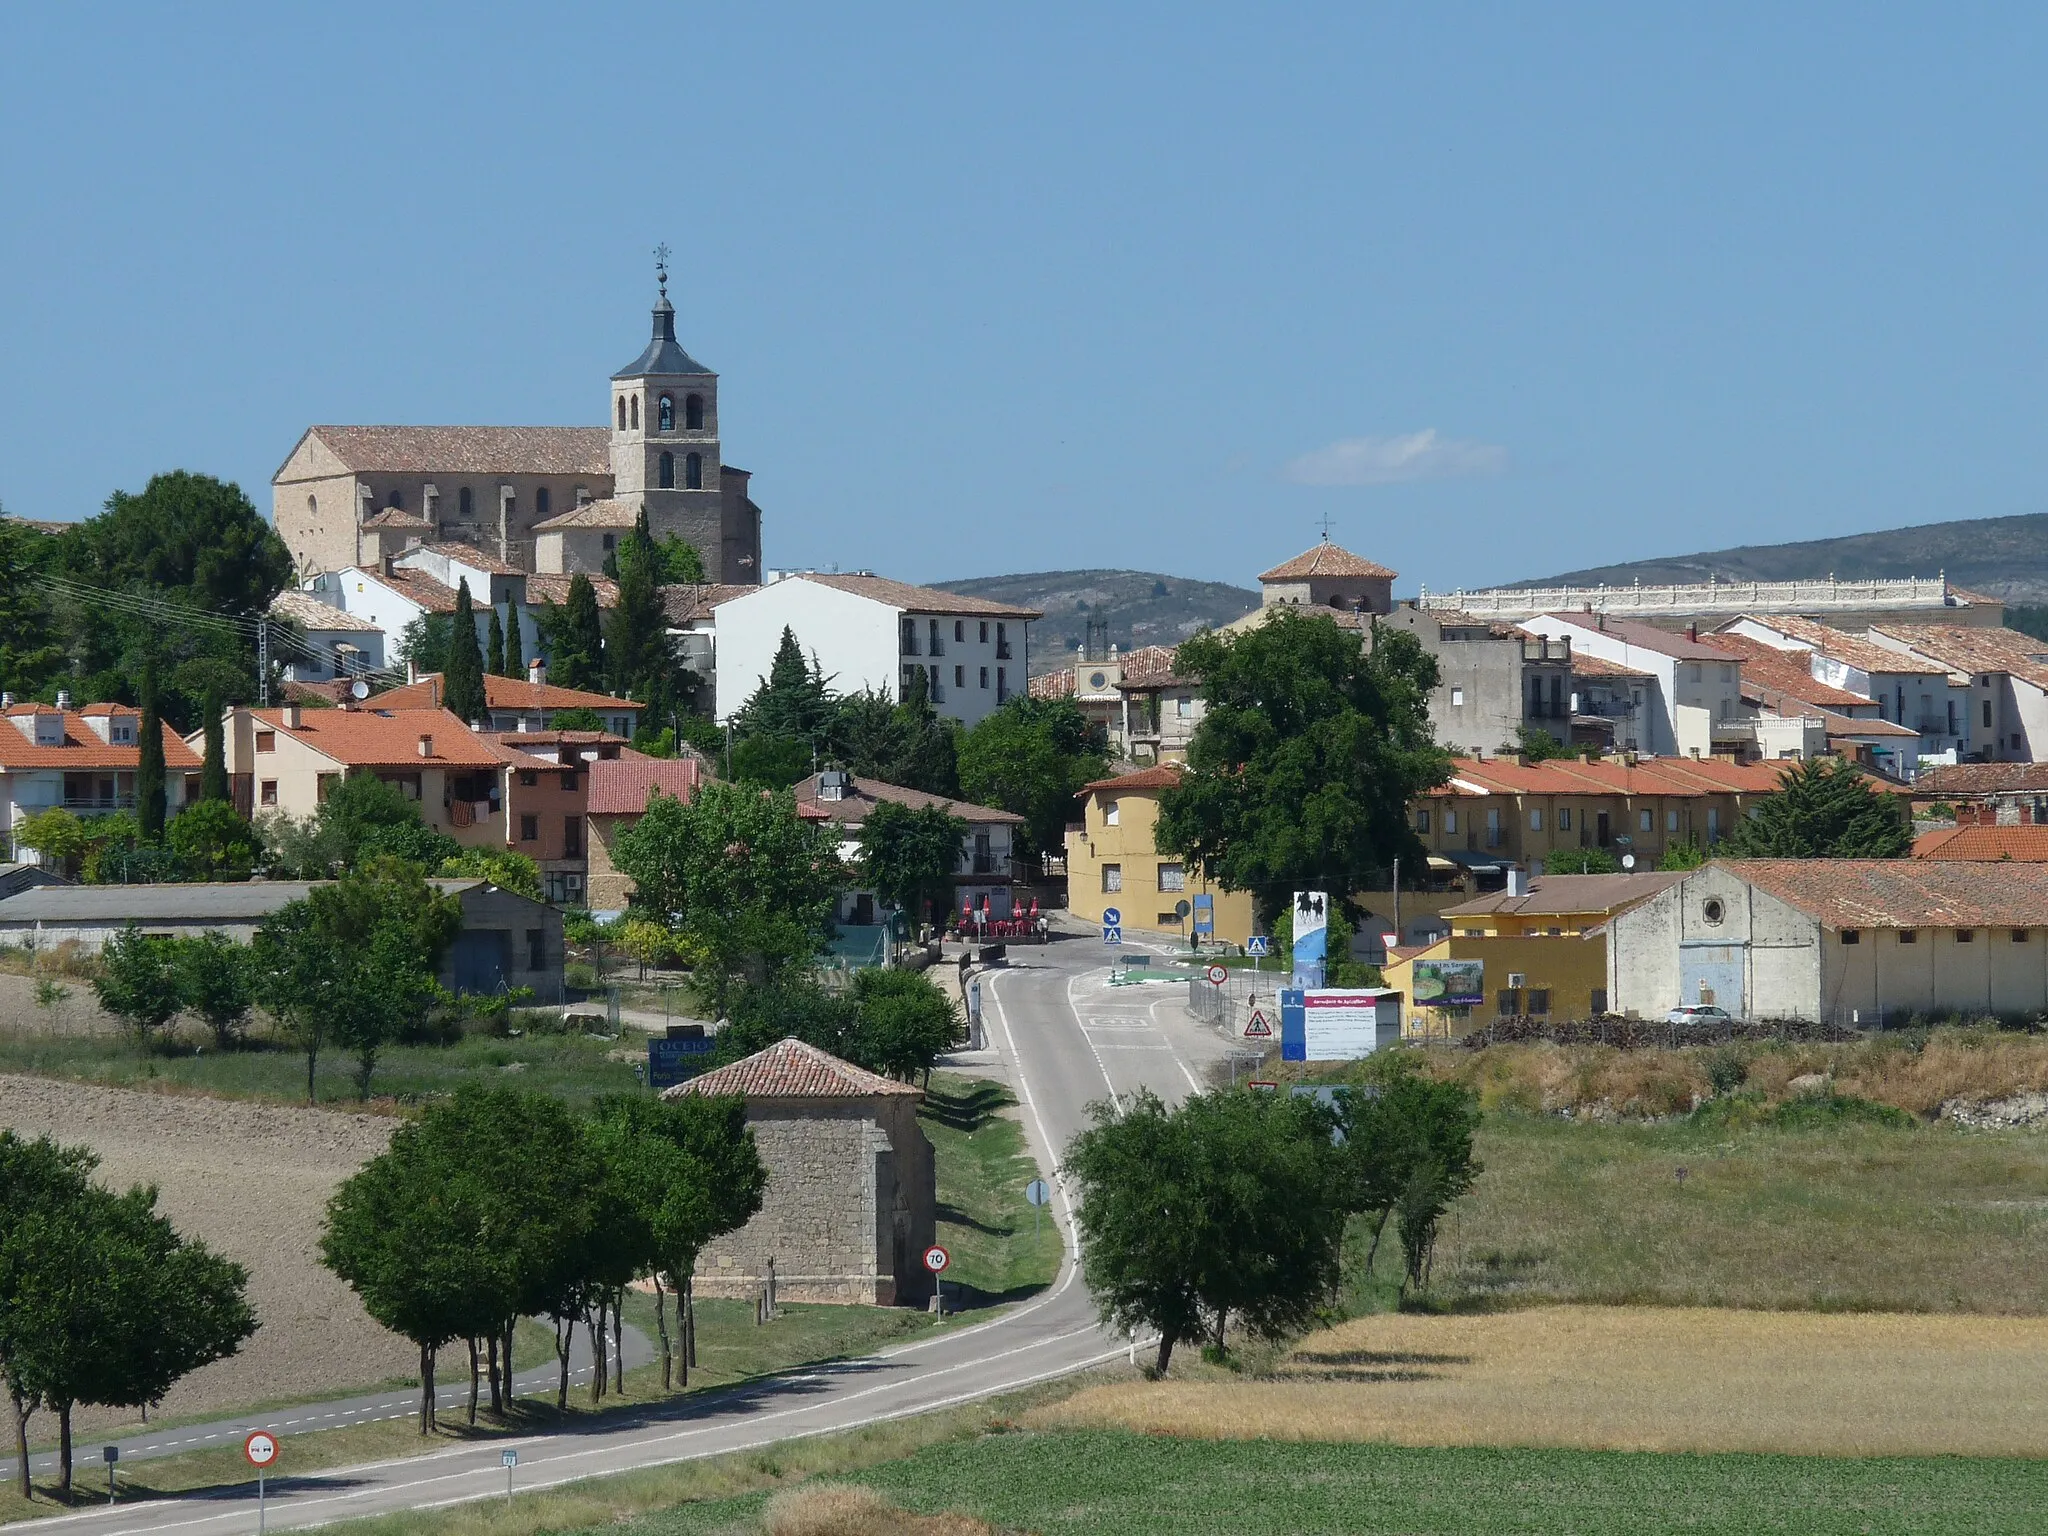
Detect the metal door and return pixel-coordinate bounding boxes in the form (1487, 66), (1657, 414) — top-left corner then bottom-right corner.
(449, 929), (510, 995)
(1679, 944), (1745, 1016)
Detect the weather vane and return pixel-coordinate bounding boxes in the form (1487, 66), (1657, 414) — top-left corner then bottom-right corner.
(1317, 508), (1336, 542)
(654, 242), (672, 300)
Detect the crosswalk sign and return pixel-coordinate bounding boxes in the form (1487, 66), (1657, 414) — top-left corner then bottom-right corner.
(1247, 936), (1270, 956)
(1243, 1008), (1273, 1038)
(1103, 925), (1122, 946)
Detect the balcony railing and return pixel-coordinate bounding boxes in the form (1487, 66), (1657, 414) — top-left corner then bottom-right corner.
(995, 643), (1013, 660)
(1915, 716), (1952, 735)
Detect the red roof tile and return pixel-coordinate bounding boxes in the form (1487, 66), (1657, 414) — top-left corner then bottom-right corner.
(1715, 857), (2048, 928)
(1912, 826), (2048, 862)
(0, 710), (201, 771)
(667, 1037), (921, 1099)
(370, 674), (642, 714)
(249, 706), (505, 769)
(1259, 542), (1398, 582)
(792, 773), (1021, 824)
(586, 755), (704, 815)
(303, 425), (610, 476)
(1912, 762), (2048, 799)
(1080, 763), (1184, 794)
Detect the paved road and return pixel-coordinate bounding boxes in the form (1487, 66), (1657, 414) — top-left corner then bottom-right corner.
(3, 937), (1224, 1536)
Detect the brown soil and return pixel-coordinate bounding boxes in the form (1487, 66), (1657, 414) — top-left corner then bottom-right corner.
(0, 1073), (409, 1437)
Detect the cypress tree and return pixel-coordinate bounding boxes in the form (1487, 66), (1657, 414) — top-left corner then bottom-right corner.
(503, 602), (524, 679)
(136, 658), (166, 842)
(553, 574), (605, 689)
(486, 605), (506, 679)
(200, 688), (229, 802)
(445, 579), (487, 724)
(604, 510), (672, 713)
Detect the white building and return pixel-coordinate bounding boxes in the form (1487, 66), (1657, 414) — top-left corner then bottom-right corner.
(1521, 613), (1747, 759)
(1720, 615), (1966, 763)
(1608, 859), (2048, 1026)
(0, 701), (203, 859)
(791, 771), (1025, 923)
(265, 589), (387, 684)
(713, 574), (1039, 729)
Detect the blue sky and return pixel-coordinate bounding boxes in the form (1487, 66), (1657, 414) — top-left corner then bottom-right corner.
(3, 5), (2045, 592)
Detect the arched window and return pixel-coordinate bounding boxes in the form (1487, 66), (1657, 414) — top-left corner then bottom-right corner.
(658, 394), (675, 432)
(633, 396), (643, 430)
(307, 494), (318, 515)
(659, 451), (675, 489)
(386, 488), (403, 510)
(685, 452), (702, 490)
(459, 486), (473, 518)
(617, 396), (627, 430)
(685, 393), (705, 430)
(536, 487), (551, 518)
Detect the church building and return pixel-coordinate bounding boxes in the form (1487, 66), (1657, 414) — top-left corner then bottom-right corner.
(271, 265), (764, 585)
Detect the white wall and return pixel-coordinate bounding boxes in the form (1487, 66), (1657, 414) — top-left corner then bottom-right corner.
(1523, 617), (1680, 754)
(715, 580), (898, 724)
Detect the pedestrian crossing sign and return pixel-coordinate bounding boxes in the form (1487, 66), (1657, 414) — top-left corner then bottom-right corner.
(1247, 936), (1270, 956)
(1243, 1008), (1273, 1038)
(1103, 925), (1123, 945)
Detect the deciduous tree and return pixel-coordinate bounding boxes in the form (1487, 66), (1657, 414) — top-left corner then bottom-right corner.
(94, 926), (183, 1046)
(438, 847), (543, 900)
(166, 797), (262, 878)
(958, 696), (1107, 862)
(174, 931), (255, 1049)
(858, 800), (966, 927)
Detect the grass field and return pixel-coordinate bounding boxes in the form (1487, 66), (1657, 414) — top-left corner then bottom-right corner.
(0, 1019), (645, 1109)
(1419, 1109), (2048, 1312)
(917, 1075), (1061, 1306)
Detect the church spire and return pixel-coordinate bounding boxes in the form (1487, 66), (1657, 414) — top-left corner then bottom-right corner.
(614, 243), (711, 379)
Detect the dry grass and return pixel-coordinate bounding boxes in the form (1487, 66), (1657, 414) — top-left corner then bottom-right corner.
(1408, 1028), (2048, 1119)
(1034, 1305), (2048, 1457)
(761, 1484), (999, 1536)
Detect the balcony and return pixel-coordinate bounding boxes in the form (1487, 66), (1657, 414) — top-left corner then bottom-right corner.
(1915, 716), (1952, 736)
(995, 642), (1014, 660)
(900, 635), (922, 657)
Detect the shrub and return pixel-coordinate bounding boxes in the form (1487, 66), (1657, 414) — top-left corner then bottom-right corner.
(1705, 1047), (1749, 1097)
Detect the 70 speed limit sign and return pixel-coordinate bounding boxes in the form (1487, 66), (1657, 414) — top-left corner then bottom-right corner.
(923, 1244), (950, 1274)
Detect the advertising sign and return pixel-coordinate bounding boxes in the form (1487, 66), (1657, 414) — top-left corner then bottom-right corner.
(1290, 891), (1328, 990)
(1280, 988), (1398, 1061)
(1192, 893), (1215, 935)
(1412, 959), (1484, 1008)
(648, 1035), (717, 1089)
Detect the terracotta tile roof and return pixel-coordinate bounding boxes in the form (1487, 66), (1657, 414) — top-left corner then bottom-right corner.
(305, 426), (611, 476)
(477, 729), (632, 750)
(791, 773), (1021, 825)
(363, 567), (458, 614)
(1740, 615), (1952, 677)
(1873, 625), (2048, 691)
(1545, 613), (1729, 661)
(667, 1037), (921, 1100)
(1080, 763), (1184, 794)
(269, 590), (384, 633)
(1912, 825), (2048, 862)
(1112, 645), (1196, 689)
(1569, 652), (1655, 680)
(248, 706), (505, 769)
(0, 709), (201, 770)
(586, 755), (704, 815)
(532, 498), (640, 531)
(1911, 762), (2048, 799)
(1444, 871), (1686, 918)
(1702, 634), (1872, 708)
(369, 674), (642, 714)
(1715, 857), (2048, 929)
(781, 573), (1042, 619)
(403, 542), (526, 577)
(1259, 542), (1398, 582)
(1029, 667), (1076, 700)
(524, 573), (620, 609)
(660, 583), (758, 625)
(359, 508), (432, 530)
(1430, 754), (1790, 799)
(1809, 707), (1918, 739)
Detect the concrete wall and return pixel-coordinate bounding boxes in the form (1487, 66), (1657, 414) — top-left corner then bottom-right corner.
(1821, 922), (2048, 1026)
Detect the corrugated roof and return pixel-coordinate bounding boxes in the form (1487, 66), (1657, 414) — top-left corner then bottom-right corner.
(247, 706), (506, 769)
(0, 878), (486, 924)
(1258, 542), (1398, 582)
(1443, 871), (1686, 918)
(586, 755), (704, 815)
(1912, 825), (2048, 862)
(1715, 858), (2048, 929)
(0, 710), (202, 771)
(666, 1037), (920, 1100)
(770, 573), (1042, 619)
(791, 773), (1022, 825)
(303, 426), (610, 476)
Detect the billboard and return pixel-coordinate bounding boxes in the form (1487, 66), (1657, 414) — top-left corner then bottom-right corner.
(1412, 958), (1484, 1008)
(648, 1035), (717, 1088)
(1291, 890), (1328, 989)
(1279, 988), (1401, 1061)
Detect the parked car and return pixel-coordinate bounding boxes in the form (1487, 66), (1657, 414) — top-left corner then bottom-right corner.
(1667, 1004), (1735, 1025)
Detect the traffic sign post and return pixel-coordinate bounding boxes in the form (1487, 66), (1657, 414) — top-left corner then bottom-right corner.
(1243, 1007), (1273, 1039)
(923, 1243), (950, 1315)
(503, 1447), (518, 1505)
(1206, 963), (1229, 987)
(102, 1445), (117, 1506)
(1101, 905), (1123, 950)
(1024, 1177), (1051, 1244)
(244, 1431), (278, 1535)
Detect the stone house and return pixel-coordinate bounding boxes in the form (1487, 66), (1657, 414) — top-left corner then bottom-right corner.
(667, 1037), (936, 1306)
(1375, 603), (1574, 756)
(584, 755), (707, 914)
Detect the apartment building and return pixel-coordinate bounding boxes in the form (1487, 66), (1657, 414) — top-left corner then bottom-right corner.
(1867, 624), (2048, 763)
(1029, 644), (1202, 764)
(0, 701), (203, 859)
(1376, 603), (1573, 754)
(1520, 613), (1748, 758)
(372, 662), (642, 738)
(790, 771), (1025, 924)
(1720, 615), (1965, 761)
(1064, 764), (1256, 944)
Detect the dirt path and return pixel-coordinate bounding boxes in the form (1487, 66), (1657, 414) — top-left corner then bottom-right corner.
(0, 1074), (411, 1436)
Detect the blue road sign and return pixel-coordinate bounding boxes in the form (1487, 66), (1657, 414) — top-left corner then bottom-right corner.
(648, 1035), (716, 1089)
(1247, 935), (1270, 956)
(1192, 893), (1215, 935)
(1103, 925), (1123, 946)
(1101, 906), (1122, 927)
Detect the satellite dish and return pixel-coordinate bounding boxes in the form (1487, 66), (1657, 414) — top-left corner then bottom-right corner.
(1621, 853), (1637, 870)
(350, 679), (372, 700)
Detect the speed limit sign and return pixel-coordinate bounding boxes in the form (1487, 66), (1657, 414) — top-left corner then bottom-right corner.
(1206, 964), (1229, 986)
(243, 1431), (278, 1469)
(923, 1244), (950, 1274)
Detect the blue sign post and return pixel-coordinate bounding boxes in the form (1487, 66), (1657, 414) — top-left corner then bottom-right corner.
(1102, 905), (1122, 947)
(1192, 893), (1214, 936)
(1247, 935), (1270, 956)
(648, 1034), (716, 1089)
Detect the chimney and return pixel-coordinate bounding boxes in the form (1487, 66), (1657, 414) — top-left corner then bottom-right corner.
(1, 693), (12, 709)
(406, 659), (418, 685)
(1688, 622), (1700, 641)
(54, 689), (71, 711)
(1507, 867), (1529, 898)
(418, 734), (434, 759)
(528, 657), (547, 689)
(282, 703), (302, 730)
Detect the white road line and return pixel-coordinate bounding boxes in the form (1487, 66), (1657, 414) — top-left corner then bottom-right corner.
(1145, 996), (1207, 1094)
(1062, 971), (1126, 1113)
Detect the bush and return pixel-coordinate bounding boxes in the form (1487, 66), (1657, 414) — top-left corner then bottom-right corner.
(1704, 1047), (1748, 1097)
(563, 960), (600, 993)
(1769, 1090), (1916, 1130)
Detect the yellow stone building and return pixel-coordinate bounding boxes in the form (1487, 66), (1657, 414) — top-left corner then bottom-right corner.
(1065, 765), (1256, 945)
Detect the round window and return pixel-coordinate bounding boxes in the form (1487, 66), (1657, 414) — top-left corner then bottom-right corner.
(1702, 898), (1725, 926)
(1088, 671), (1107, 689)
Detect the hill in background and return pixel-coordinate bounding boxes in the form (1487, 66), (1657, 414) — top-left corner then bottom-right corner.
(1516, 511), (2048, 601)
(931, 569), (1259, 673)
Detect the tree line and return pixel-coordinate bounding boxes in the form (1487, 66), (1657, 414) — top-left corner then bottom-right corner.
(1066, 1054), (1481, 1373)
(0, 1133), (255, 1500)
(319, 1083), (763, 1431)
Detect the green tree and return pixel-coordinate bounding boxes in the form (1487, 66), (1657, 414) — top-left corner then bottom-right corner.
(736, 627), (835, 744)
(503, 602), (524, 678)
(136, 657), (167, 842)
(0, 516), (64, 701)
(199, 690), (229, 803)
(444, 579), (488, 725)
(612, 782), (842, 1009)
(1659, 835), (1708, 871)
(65, 472), (291, 619)
(729, 732), (813, 788)
(1509, 723), (1574, 761)
(547, 705), (606, 733)
(439, 847), (543, 900)
(173, 932), (255, 1049)
(604, 509), (674, 713)
(1543, 846), (1620, 874)
(1720, 757), (1914, 858)
(94, 926), (183, 1046)
(11, 807), (90, 874)
(539, 574), (605, 690)
(166, 797), (262, 879)
(1329, 1057), (1482, 1291)
(486, 603), (507, 679)
(1156, 613), (1451, 925)
(267, 770), (460, 877)
(957, 696), (1108, 861)
(848, 968), (959, 1083)
(858, 799), (966, 926)
(398, 612), (453, 677)
(0, 1131), (95, 1497)
(654, 534), (706, 585)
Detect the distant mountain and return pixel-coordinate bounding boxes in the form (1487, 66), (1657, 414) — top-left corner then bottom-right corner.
(1515, 512), (2048, 602)
(930, 569), (1260, 673)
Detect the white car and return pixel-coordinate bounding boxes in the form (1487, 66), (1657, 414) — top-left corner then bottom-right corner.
(1667, 1004), (1734, 1025)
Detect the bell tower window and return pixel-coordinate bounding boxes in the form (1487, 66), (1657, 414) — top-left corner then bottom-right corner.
(629, 396), (640, 430)
(659, 451), (675, 489)
(658, 394), (675, 432)
(685, 393), (705, 430)
(616, 396), (627, 431)
(458, 486), (473, 518)
(536, 487), (551, 518)
(685, 452), (702, 490)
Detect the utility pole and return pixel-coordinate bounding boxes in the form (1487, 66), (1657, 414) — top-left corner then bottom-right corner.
(257, 620), (270, 707)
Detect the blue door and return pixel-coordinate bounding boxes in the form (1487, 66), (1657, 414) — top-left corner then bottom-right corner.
(1679, 944), (1745, 1016)
(450, 929), (510, 995)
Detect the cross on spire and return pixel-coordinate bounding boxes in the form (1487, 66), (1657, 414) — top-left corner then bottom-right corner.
(654, 242), (672, 300)
(1316, 509), (1336, 542)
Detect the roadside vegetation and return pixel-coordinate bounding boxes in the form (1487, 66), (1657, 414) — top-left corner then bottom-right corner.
(918, 1075), (1059, 1305)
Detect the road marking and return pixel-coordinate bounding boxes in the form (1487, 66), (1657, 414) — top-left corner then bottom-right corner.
(1063, 971), (1126, 1113)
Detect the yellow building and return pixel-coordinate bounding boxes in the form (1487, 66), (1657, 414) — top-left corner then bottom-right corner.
(1385, 872), (1685, 1037)
(1065, 765), (1256, 944)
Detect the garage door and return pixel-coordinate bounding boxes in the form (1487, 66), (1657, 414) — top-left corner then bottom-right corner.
(449, 929), (511, 995)
(1680, 944), (1745, 1016)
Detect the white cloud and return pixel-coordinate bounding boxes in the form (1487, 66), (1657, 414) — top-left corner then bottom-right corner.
(1283, 429), (1508, 487)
